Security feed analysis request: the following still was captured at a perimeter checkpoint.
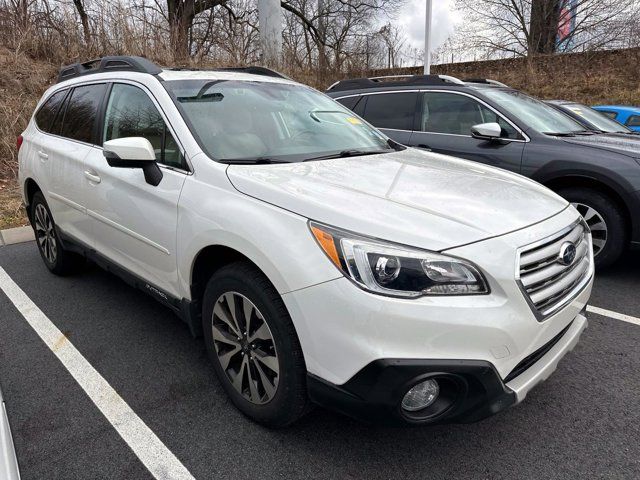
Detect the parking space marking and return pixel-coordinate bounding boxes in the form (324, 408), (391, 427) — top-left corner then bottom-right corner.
(587, 305), (640, 327)
(0, 267), (196, 480)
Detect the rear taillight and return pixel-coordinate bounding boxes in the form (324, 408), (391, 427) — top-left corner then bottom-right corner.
(17, 135), (23, 153)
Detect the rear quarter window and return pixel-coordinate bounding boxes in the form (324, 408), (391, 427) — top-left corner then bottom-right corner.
(34, 89), (67, 133)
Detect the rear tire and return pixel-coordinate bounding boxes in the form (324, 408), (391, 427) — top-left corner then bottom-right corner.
(30, 192), (84, 275)
(556, 187), (626, 269)
(202, 261), (309, 427)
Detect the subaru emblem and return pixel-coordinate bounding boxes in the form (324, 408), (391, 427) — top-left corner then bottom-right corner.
(558, 242), (577, 266)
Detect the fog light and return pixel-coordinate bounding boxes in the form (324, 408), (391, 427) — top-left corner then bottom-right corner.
(401, 379), (439, 411)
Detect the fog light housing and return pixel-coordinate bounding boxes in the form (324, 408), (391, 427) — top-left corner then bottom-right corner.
(401, 379), (439, 412)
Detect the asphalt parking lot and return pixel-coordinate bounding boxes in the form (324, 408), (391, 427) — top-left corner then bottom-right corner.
(0, 240), (639, 480)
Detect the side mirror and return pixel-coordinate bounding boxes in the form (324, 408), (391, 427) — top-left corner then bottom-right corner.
(103, 137), (163, 186)
(470, 122), (503, 141)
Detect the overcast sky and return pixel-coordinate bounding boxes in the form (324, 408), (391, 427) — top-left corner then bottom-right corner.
(396, 0), (461, 53)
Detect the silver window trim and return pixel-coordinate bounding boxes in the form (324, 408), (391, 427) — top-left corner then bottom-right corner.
(334, 89), (530, 143)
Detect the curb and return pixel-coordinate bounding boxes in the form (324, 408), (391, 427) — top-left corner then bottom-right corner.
(0, 226), (34, 247)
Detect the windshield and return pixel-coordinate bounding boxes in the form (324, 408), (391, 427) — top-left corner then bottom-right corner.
(163, 79), (393, 162)
(482, 89), (587, 135)
(561, 103), (631, 133)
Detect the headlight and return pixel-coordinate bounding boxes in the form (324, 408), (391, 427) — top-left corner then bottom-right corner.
(309, 222), (489, 298)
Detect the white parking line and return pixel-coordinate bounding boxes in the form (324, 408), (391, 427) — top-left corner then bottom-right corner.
(587, 305), (640, 327)
(0, 267), (196, 480)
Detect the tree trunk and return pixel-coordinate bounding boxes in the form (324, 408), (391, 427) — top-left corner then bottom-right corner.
(529, 0), (561, 55)
(73, 0), (91, 47)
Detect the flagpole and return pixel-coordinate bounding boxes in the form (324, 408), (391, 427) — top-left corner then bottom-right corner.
(424, 0), (433, 74)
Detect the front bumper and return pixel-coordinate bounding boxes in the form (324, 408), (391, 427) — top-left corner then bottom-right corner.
(308, 312), (587, 425)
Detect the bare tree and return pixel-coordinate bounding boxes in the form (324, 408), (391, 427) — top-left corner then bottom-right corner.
(455, 0), (640, 58)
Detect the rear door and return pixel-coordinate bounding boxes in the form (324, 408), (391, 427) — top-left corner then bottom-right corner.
(409, 91), (526, 173)
(337, 91), (418, 145)
(45, 83), (108, 246)
(83, 81), (187, 297)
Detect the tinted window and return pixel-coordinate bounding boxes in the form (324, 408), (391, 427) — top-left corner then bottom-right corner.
(420, 92), (519, 139)
(35, 89), (67, 133)
(61, 84), (107, 143)
(626, 115), (640, 127)
(104, 84), (183, 169)
(361, 92), (417, 130)
(336, 96), (359, 110)
(600, 110), (618, 120)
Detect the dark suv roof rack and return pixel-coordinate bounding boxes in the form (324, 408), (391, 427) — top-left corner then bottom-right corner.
(326, 74), (465, 92)
(57, 56), (162, 83)
(463, 78), (509, 88)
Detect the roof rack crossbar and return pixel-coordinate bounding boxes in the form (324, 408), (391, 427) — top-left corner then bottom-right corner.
(326, 74), (464, 92)
(57, 56), (162, 83)
(463, 78), (509, 88)
(164, 65), (291, 80)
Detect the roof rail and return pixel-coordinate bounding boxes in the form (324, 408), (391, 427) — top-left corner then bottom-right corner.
(326, 74), (465, 92)
(463, 78), (509, 88)
(57, 56), (162, 83)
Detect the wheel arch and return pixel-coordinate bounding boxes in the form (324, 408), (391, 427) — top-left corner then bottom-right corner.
(542, 174), (632, 238)
(23, 178), (43, 224)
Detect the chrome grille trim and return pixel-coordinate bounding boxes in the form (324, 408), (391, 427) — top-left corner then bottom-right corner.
(516, 219), (593, 321)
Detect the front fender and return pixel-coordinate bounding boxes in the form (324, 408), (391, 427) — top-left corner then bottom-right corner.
(176, 171), (341, 300)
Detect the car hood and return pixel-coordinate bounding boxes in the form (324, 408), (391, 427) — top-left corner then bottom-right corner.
(227, 149), (568, 251)
(561, 133), (640, 158)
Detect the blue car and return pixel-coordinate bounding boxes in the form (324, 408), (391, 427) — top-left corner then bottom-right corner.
(592, 105), (640, 131)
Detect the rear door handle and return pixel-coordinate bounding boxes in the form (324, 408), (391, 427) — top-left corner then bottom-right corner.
(417, 144), (432, 152)
(84, 171), (101, 184)
(38, 150), (48, 160)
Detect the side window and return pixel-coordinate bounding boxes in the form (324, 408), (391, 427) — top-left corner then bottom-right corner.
(420, 92), (520, 139)
(600, 110), (618, 120)
(61, 84), (107, 143)
(361, 92), (417, 130)
(626, 115), (640, 127)
(103, 84), (184, 169)
(35, 90), (67, 133)
(336, 96), (359, 111)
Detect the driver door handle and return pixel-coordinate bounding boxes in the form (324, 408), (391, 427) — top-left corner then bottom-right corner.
(84, 170), (101, 184)
(38, 150), (48, 161)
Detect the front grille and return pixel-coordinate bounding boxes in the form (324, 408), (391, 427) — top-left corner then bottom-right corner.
(517, 221), (592, 320)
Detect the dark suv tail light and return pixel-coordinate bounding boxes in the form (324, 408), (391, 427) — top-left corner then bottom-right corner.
(17, 135), (23, 153)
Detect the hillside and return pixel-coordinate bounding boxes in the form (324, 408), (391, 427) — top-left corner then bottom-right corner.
(1, 47), (640, 229)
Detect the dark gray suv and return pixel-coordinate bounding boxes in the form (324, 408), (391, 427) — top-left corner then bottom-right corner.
(327, 75), (640, 267)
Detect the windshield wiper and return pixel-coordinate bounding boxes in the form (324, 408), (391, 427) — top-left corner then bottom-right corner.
(544, 132), (577, 137)
(218, 157), (288, 165)
(303, 149), (392, 162)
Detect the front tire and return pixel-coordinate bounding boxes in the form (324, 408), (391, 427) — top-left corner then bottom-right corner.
(202, 261), (309, 427)
(30, 192), (84, 275)
(556, 187), (626, 268)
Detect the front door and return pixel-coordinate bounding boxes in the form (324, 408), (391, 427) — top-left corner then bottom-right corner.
(83, 82), (188, 297)
(409, 91), (526, 173)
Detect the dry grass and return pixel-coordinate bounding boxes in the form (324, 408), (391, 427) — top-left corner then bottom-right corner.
(0, 179), (27, 230)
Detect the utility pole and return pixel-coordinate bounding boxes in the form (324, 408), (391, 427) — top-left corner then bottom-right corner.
(258, 0), (283, 66)
(424, 0), (433, 74)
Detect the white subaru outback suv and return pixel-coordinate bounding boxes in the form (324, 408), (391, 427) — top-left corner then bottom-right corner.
(18, 56), (594, 427)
